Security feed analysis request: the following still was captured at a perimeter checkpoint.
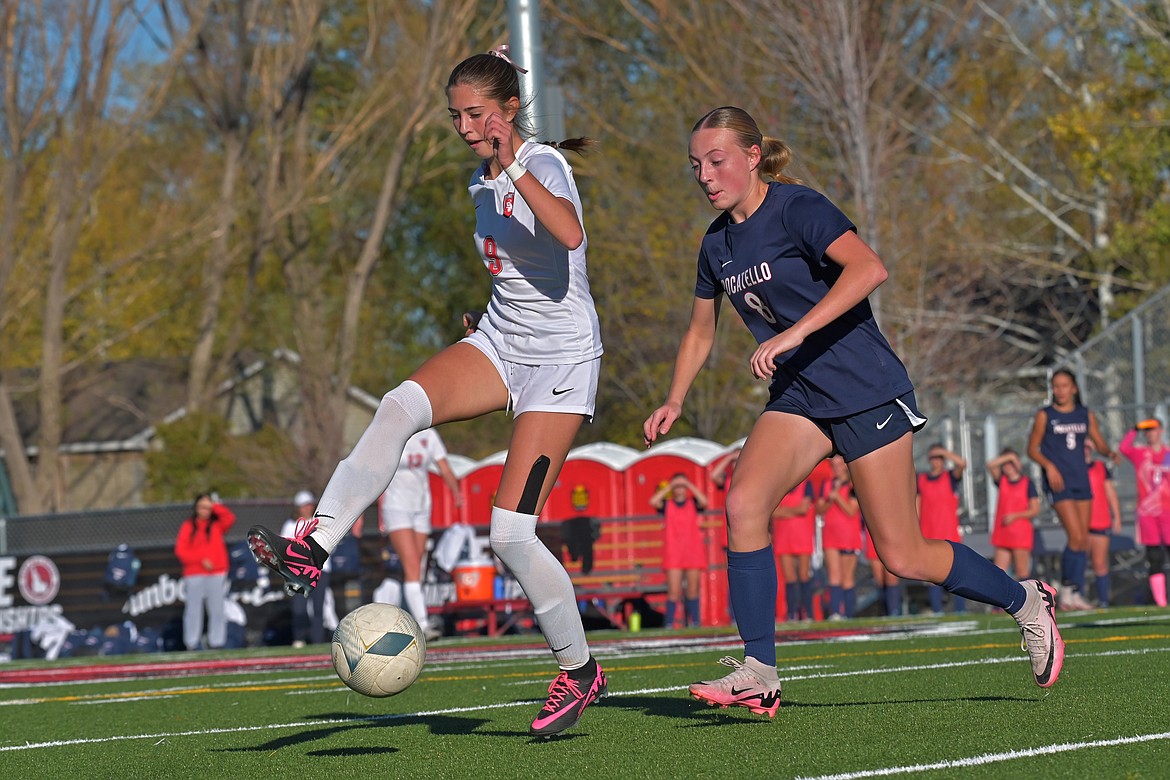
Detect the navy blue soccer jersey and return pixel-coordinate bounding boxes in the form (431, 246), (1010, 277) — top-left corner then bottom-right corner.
(1040, 404), (1091, 491)
(694, 182), (913, 417)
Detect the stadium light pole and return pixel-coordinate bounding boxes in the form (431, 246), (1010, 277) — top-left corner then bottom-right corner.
(508, 0), (564, 143)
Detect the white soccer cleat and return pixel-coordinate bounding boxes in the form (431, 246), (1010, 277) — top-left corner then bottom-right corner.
(1015, 579), (1065, 688)
(688, 656), (782, 717)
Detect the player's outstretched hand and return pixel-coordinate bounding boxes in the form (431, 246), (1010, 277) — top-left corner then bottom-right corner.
(644, 402), (681, 448)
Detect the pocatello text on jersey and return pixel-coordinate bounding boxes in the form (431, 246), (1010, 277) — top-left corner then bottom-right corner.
(722, 262), (772, 295)
(1050, 421), (1087, 434)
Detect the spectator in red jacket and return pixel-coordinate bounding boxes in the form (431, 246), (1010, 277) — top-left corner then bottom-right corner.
(174, 494), (236, 650)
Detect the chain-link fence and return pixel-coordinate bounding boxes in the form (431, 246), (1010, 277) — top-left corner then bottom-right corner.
(922, 285), (1170, 534)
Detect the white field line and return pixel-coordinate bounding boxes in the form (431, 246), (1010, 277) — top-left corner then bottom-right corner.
(5, 640), (1167, 708)
(1, 645), (1166, 751)
(795, 732), (1170, 780)
(7, 612), (1166, 692)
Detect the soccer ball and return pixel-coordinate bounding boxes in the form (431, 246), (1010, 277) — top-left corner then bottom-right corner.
(330, 603), (426, 697)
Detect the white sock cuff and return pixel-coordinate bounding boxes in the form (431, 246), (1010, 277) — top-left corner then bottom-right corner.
(489, 506), (539, 544)
(388, 380), (433, 429)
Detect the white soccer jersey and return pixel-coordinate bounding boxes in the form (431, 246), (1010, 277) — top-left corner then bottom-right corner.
(380, 429), (449, 514)
(469, 141), (604, 364)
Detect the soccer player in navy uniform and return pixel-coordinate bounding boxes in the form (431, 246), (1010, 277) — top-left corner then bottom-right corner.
(644, 106), (1065, 717)
(1027, 369), (1119, 610)
(247, 46), (605, 736)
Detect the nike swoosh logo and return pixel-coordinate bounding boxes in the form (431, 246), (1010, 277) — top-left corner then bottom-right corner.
(551, 387), (573, 396)
(876, 414), (894, 429)
(730, 687), (752, 696)
(551, 643), (572, 653)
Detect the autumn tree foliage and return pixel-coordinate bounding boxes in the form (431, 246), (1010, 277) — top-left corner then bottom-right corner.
(3, 0), (1170, 509)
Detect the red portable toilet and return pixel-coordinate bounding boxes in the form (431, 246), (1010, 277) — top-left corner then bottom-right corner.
(461, 450), (508, 529)
(427, 453), (477, 530)
(542, 443), (641, 585)
(545, 442), (640, 521)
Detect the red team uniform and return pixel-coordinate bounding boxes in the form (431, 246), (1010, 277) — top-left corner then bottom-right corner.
(991, 475), (1037, 551)
(917, 472), (962, 543)
(662, 496), (707, 570)
(773, 481), (816, 556)
(1087, 461), (1114, 534)
(918, 470), (964, 613)
(821, 481), (862, 551)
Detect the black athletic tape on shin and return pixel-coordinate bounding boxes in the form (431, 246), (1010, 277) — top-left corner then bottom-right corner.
(517, 455), (551, 514)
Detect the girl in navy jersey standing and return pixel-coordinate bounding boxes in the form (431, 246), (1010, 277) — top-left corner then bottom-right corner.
(644, 106), (1065, 716)
(1026, 369), (1119, 610)
(246, 46), (605, 737)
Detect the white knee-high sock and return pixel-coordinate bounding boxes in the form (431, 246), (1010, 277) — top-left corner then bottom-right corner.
(489, 506), (589, 669)
(402, 581), (428, 628)
(311, 381), (432, 553)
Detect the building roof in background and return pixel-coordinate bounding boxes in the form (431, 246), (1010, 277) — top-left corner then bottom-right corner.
(5, 358), (189, 449)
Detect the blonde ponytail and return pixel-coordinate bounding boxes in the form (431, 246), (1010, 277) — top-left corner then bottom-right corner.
(759, 137), (800, 184)
(692, 107), (801, 184)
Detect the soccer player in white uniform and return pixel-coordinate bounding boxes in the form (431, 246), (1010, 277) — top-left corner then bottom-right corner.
(247, 46), (606, 737)
(379, 428), (461, 641)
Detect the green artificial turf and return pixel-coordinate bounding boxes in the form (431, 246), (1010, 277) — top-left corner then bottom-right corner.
(1, 609), (1168, 779)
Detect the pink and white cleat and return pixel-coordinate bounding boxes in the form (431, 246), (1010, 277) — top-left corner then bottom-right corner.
(689, 656), (782, 717)
(1015, 579), (1065, 688)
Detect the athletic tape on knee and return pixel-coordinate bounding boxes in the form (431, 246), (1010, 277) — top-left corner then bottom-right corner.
(312, 381), (433, 553)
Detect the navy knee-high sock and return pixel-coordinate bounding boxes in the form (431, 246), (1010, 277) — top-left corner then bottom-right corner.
(785, 582), (799, 620)
(941, 541), (1028, 614)
(1072, 550), (1089, 594)
(665, 600), (677, 629)
(1060, 547), (1076, 587)
(685, 597), (701, 626)
(843, 587), (856, 617)
(727, 546), (777, 666)
(885, 582), (903, 616)
(1096, 573), (1111, 606)
(928, 584), (944, 613)
(800, 578), (814, 619)
(829, 585), (843, 616)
